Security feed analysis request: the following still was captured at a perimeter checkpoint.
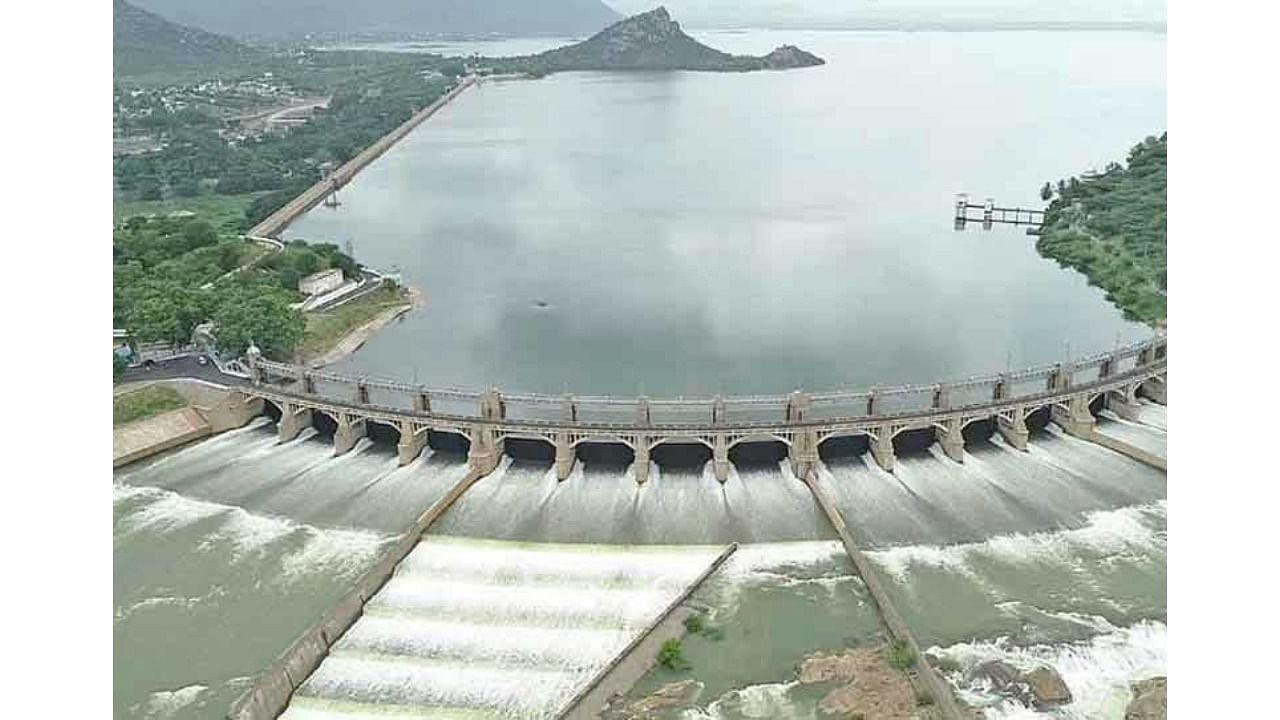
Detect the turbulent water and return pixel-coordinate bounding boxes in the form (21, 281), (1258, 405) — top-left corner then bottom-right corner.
(114, 422), (470, 719)
(627, 541), (884, 719)
(280, 537), (727, 719)
(874, 500), (1167, 718)
(432, 457), (835, 544)
(285, 29), (1165, 395)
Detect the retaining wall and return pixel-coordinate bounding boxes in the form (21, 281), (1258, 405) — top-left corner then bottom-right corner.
(112, 406), (211, 467)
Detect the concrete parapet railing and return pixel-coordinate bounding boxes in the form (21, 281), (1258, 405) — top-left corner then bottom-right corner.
(225, 464), (487, 720)
(558, 543), (739, 720)
(803, 470), (967, 720)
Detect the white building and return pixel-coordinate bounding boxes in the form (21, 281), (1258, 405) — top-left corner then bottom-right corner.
(299, 268), (344, 297)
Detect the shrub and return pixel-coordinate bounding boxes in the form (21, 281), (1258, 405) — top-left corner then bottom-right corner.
(887, 640), (915, 671)
(683, 614), (705, 634)
(658, 639), (689, 671)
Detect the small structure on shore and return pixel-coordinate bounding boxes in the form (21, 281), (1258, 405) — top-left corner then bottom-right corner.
(299, 268), (344, 297)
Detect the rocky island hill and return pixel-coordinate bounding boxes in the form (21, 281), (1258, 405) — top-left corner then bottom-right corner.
(487, 6), (825, 76)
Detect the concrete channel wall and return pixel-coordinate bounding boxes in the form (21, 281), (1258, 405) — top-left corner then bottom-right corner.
(249, 75), (477, 239)
(225, 466), (487, 720)
(803, 470), (968, 720)
(113, 379), (263, 468)
(559, 543), (740, 720)
(113, 407), (211, 467)
(1087, 429), (1167, 471)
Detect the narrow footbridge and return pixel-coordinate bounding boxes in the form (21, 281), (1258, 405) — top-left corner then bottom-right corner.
(238, 336), (1167, 483)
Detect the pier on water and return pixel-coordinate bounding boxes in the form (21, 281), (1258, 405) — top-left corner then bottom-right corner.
(954, 193), (1046, 234)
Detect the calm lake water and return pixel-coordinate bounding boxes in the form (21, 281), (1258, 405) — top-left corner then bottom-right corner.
(286, 29), (1165, 396)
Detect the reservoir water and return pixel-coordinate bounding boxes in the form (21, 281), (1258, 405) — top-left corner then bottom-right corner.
(286, 29), (1166, 395)
(117, 28), (1167, 720)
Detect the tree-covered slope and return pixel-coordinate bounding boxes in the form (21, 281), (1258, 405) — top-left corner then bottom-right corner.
(129, 0), (622, 41)
(114, 0), (260, 78)
(1037, 134), (1167, 324)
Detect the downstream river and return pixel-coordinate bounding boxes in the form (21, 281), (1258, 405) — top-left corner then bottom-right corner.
(286, 29), (1165, 395)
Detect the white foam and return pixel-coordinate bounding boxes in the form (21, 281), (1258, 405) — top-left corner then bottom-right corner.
(198, 507), (301, 561)
(368, 575), (676, 628)
(115, 589), (227, 624)
(281, 527), (389, 582)
(867, 501), (1166, 585)
(298, 655), (580, 716)
(718, 540), (847, 579)
(114, 484), (232, 538)
(932, 620), (1167, 719)
(115, 483), (390, 577)
(335, 616), (629, 668)
(398, 536), (720, 588)
(131, 684), (208, 719)
(682, 680), (805, 720)
(287, 537), (724, 718)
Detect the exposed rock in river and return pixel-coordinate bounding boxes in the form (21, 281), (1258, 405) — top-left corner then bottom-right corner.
(1125, 676), (1167, 720)
(966, 660), (1072, 709)
(489, 7), (824, 75)
(1021, 666), (1072, 708)
(797, 647), (919, 719)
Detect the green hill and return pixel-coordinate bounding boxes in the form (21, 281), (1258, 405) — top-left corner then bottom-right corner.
(129, 0), (622, 41)
(114, 0), (261, 81)
(1037, 134), (1167, 324)
(494, 6), (824, 74)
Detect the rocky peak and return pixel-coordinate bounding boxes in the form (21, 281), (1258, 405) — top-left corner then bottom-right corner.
(762, 44), (825, 69)
(598, 6), (681, 47)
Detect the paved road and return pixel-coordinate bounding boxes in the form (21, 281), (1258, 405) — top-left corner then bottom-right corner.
(119, 355), (246, 387)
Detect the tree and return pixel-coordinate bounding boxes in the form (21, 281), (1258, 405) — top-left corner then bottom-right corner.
(173, 178), (201, 197)
(136, 176), (163, 201)
(211, 283), (305, 359)
(122, 279), (209, 347)
(180, 220), (218, 253)
(1040, 182), (1053, 201)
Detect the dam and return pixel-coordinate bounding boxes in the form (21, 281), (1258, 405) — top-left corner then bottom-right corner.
(113, 28), (1168, 720)
(116, 337), (1166, 720)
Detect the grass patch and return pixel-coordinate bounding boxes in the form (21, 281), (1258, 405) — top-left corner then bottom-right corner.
(887, 639), (915, 671)
(296, 284), (410, 362)
(683, 612), (725, 640)
(658, 638), (690, 671)
(113, 192), (262, 236)
(114, 384), (188, 427)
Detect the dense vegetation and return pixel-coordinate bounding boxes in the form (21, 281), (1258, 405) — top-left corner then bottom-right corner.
(114, 10), (462, 361)
(114, 56), (459, 227)
(113, 215), (358, 358)
(1037, 134), (1167, 324)
(114, 0), (262, 80)
(128, 0), (620, 42)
